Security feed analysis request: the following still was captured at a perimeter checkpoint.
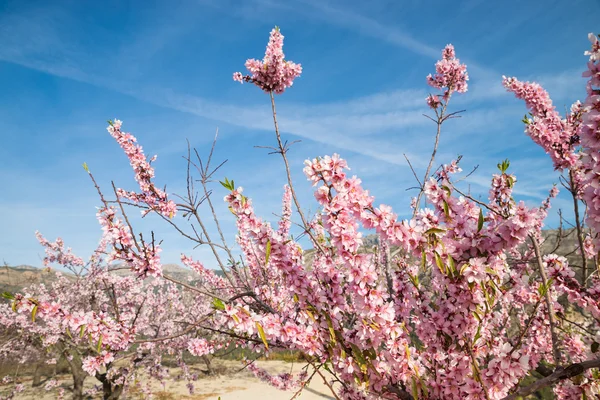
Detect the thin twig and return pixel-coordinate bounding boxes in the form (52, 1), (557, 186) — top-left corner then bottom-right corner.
(530, 235), (562, 365)
(403, 154), (422, 188)
(569, 170), (588, 286)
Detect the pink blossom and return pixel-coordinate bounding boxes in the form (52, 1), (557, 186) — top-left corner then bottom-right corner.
(187, 338), (214, 357)
(107, 119), (177, 218)
(233, 27), (302, 94)
(503, 77), (578, 170)
(426, 44), (469, 100)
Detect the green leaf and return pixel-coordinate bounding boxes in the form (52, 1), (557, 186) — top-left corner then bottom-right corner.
(1, 291), (14, 300)
(497, 159), (510, 173)
(265, 240), (272, 265)
(323, 313), (336, 344)
(448, 256), (456, 276)
(411, 376), (419, 399)
(424, 228), (446, 235)
(350, 343), (367, 367)
(79, 325), (86, 338)
(477, 208), (484, 232)
(31, 305), (38, 322)
(212, 298), (226, 311)
(442, 200), (450, 217)
(434, 253), (446, 274)
(408, 273), (419, 288)
(473, 324), (482, 344)
(256, 322), (269, 350)
(507, 176), (514, 188)
(97, 335), (103, 352)
(538, 278), (554, 297)
(82, 162), (90, 173)
(219, 178), (235, 191)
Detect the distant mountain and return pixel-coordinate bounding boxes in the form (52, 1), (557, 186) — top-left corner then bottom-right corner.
(1, 228), (586, 295)
(0, 264), (68, 294)
(0, 263), (227, 295)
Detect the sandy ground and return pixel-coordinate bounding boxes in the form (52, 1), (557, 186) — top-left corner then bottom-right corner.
(4, 360), (337, 400)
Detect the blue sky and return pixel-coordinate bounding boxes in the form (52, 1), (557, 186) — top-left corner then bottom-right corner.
(0, 0), (597, 268)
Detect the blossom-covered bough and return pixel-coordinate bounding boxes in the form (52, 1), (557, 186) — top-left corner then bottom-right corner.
(232, 28), (600, 399)
(0, 152), (226, 399)
(3, 28), (600, 400)
(0, 232), (221, 399)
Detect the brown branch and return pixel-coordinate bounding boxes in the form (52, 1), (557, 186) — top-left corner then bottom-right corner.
(413, 101), (452, 216)
(133, 312), (215, 344)
(569, 170), (588, 285)
(303, 357), (342, 400)
(509, 300), (542, 353)
(502, 358), (600, 400)
(403, 153), (422, 188)
(466, 340), (491, 400)
(111, 182), (142, 254)
(530, 235), (562, 365)
(268, 91), (327, 256)
(162, 274), (225, 301)
(290, 365), (319, 400)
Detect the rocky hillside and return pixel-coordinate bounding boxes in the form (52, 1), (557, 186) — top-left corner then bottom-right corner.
(1, 228), (589, 295)
(0, 263), (201, 295)
(0, 264), (68, 294)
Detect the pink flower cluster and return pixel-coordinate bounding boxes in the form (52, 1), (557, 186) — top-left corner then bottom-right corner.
(96, 206), (163, 277)
(187, 338), (214, 357)
(216, 147), (561, 398)
(107, 119), (177, 218)
(246, 362), (307, 391)
(503, 77), (579, 170)
(233, 27), (302, 94)
(426, 44), (469, 106)
(2, 233), (216, 399)
(35, 231), (84, 269)
(10, 293), (135, 376)
(580, 33), (600, 251)
(181, 254), (230, 291)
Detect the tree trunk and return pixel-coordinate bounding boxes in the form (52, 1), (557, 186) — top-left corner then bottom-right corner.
(202, 355), (213, 375)
(32, 363), (42, 387)
(102, 380), (123, 400)
(62, 351), (86, 400)
(71, 370), (86, 400)
(98, 372), (124, 400)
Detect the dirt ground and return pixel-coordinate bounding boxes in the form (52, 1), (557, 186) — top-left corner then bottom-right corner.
(4, 360), (337, 399)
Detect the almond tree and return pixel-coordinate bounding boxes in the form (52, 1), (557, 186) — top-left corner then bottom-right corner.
(7, 28), (600, 400)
